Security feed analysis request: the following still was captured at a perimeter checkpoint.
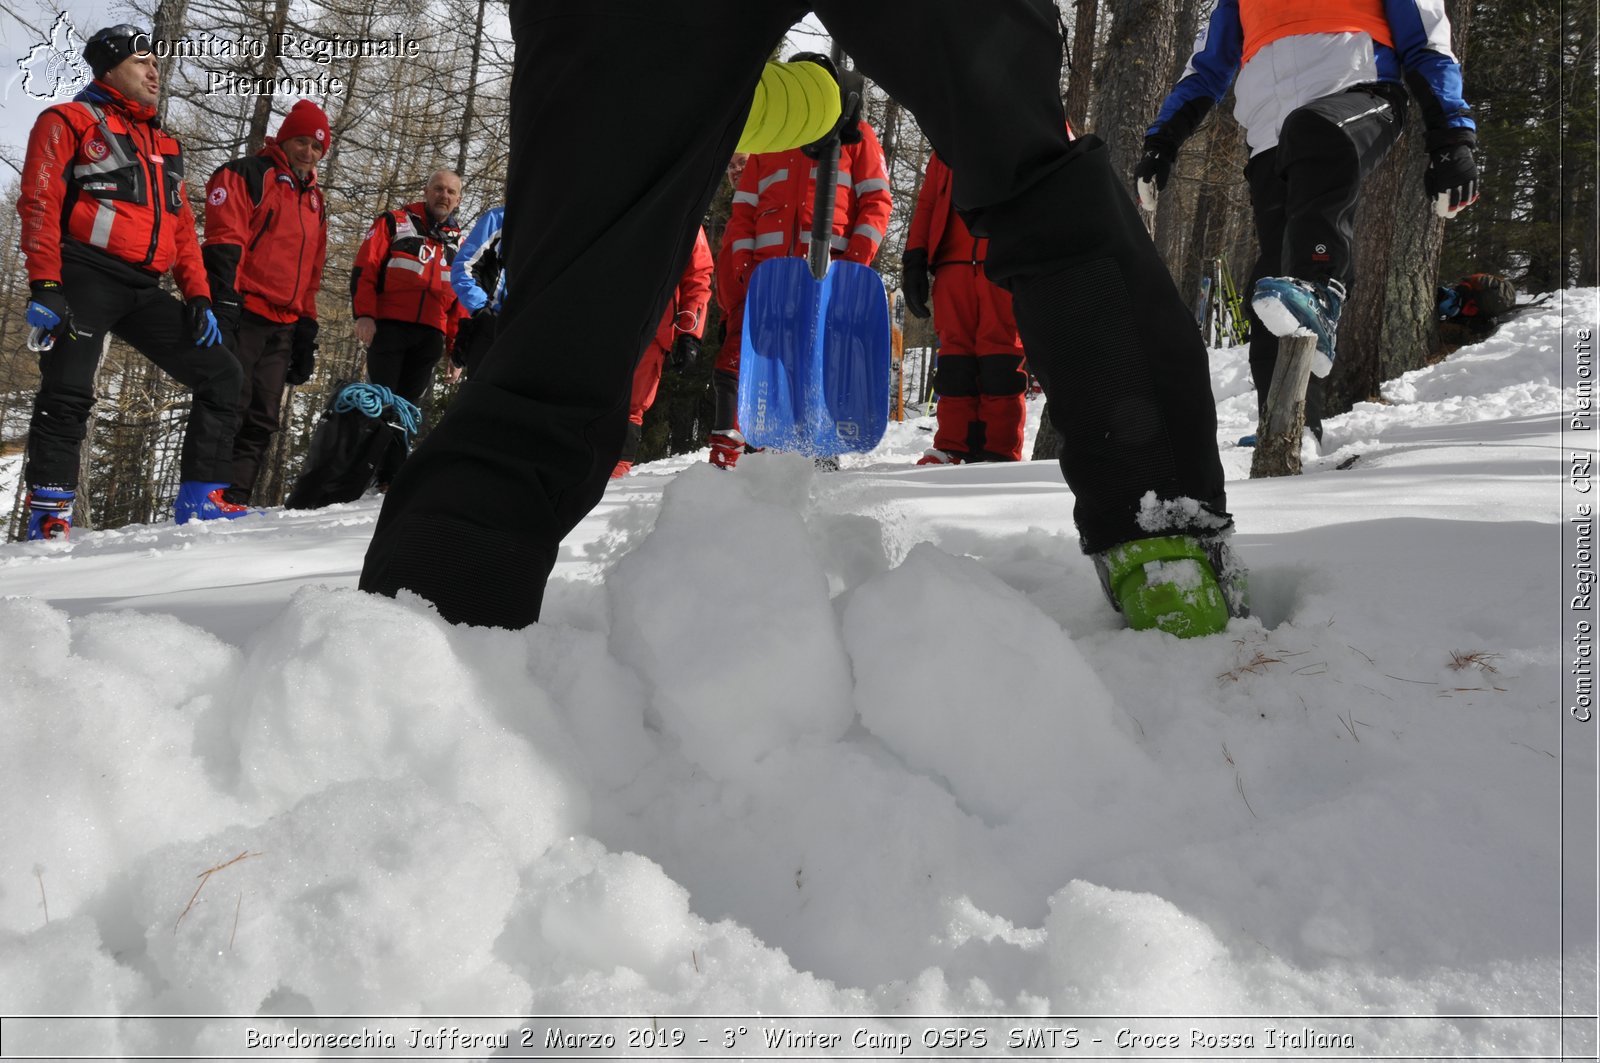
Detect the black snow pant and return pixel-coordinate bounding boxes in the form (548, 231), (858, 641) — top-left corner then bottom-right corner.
(1244, 83), (1407, 437)
(228, 311), (294, 499)
(365, 320), (444, 486)
(360, 0), (1231, 628)
(25, 244), (243, 491)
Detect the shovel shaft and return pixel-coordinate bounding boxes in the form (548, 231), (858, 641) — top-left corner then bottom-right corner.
(809, 138), (840, 281)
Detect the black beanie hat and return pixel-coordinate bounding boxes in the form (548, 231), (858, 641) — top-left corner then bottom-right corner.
(83, 24), (151, 79)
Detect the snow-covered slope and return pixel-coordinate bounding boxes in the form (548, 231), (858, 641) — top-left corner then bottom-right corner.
(0, 291), (1592, 1060)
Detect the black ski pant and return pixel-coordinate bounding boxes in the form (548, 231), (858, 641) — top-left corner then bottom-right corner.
(25, 246), (243, 491)
(1244, 83), (1406, 435)
(361, 0), (1230, 628)
(228, 311), (294, 498)
(365, 320), (444, 486)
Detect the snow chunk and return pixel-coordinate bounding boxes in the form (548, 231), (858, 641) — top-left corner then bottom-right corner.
(842, 543), (1148, 822)
(607, 461), (855, 779)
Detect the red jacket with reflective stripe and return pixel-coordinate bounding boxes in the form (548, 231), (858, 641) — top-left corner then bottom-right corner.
(654, 226), (713, 351)
(202, 142), (327, 323)
(18, 81), (209, 297)
(718, 121), (892, 312)
(350, 201), (464, 338)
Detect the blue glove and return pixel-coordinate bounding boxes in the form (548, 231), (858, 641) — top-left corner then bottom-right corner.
(187, 296), (223, 347)
(26, 301), (60, 329)
(26, 281), (71, 333)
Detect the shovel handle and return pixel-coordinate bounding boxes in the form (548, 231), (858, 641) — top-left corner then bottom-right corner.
(808, 91), (861, 282)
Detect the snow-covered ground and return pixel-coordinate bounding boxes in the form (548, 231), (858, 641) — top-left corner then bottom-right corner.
(0, 291), (1594, 1061)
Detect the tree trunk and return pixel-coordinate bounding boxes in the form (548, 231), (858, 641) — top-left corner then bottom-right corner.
(1090, 0), (1185, 189)
(1250, 333), (1316, 477)
(1063, 0), (1100, 128)
(454, 0), (489, 177)
(1325, 2), (1472, 414)
(246, 0), (293, 153)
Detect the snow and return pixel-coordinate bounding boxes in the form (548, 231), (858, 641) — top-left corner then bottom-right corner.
(0, 290), (1593, 1059)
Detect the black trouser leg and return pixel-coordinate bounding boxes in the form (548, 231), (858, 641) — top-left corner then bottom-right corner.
(23, 266), (135, 489)
(110, 284), (244, 485)
(361, 1), (802, 627)
(229, 314), (294, 497)
(1245, 149), (1323, 437)
(1276, 85), (1406, 287)
(366, 321), (444, 485)
(362, 0), (1231, 624)
(817, 0), (1227, 551)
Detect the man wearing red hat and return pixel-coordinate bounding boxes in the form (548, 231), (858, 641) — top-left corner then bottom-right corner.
(202, 99), (331, 506)
(16, 24), (241, 537)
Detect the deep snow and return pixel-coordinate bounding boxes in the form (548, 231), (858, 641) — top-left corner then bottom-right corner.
(0, 290), (1594, 1061)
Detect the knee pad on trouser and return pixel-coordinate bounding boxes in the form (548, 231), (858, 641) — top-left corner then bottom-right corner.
(974, 354), (1027, 461)
(931, 354), (979, 455)
(619, 420), (643, 464)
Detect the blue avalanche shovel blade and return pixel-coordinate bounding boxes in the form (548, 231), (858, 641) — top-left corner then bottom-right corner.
(738, 256), (891, 457)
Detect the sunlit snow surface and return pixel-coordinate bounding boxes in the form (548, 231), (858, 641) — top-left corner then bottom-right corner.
(0, 291), (1592, 1059)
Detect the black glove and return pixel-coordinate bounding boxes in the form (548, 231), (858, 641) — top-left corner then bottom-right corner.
(1133, 134), (1178, 210)
(1424, 143), (1479, 219)
(186, 296), (223, 347)
(901, 247), (930, 319)
(286, 316), (318, 385)
(669, 332), (701, 372)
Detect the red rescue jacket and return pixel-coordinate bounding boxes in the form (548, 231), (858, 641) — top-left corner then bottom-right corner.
(718, 122), (892, 313)
(202, 141), (327, 323)
(350, 201), (464, 339)
(655, 227), (714, 351)
(18, 80), (209, 297)
(905, 151), (984, 268)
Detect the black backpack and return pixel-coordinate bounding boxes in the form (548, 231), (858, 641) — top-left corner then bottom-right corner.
(284, 382), (417, 510)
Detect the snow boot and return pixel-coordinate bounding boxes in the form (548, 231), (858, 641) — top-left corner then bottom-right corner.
(1093, 534), (1246, 638)
(1251, 276), (1345, 378)
(175, 481), (254, 524)
(916, 448), (963, 466)
(25, 485), (74, 541)
(708, 429), (748, 470)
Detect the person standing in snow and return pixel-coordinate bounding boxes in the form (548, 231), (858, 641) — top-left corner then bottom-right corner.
(349, 170), (467, 487)
(613, 226), (714, 479)
(709, 52), (893, 470)
(450, 203), (507, 381)
(16, 25), (243, 538)
(202, 100), (330, 507)
(361, 3), (1247, 639)
(1135, 0), (1478, 440)
(903, 148), (1030, 465)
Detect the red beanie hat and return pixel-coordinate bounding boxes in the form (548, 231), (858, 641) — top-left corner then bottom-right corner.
(275, 100), (332, 150)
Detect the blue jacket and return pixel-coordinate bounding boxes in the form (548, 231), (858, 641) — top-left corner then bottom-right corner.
(1148, 0), (1474, 156)
(452, 205), (506, 314)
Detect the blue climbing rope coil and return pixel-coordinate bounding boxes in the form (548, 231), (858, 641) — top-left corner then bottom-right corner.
(333, 382), (422, 438)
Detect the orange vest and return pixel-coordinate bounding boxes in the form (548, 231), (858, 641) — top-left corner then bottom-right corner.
(1241, 0), (1394, 64)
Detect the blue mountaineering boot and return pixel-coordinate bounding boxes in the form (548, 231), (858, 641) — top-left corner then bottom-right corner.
(1093, 534), (1248, 638)
(25, 485), (74, 541)
(1251, 276), (1346, 378)
(174, 481), (253, 524)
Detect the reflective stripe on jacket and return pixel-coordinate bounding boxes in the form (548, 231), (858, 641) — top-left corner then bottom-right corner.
(718, 121), (892, 312)
(350, 201), (464, 338)
(19, 81), (208, 297)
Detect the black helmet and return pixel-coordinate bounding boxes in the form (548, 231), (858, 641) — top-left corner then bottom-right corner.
(786, 51), (839, 83)
(83, 24), (151, 79)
